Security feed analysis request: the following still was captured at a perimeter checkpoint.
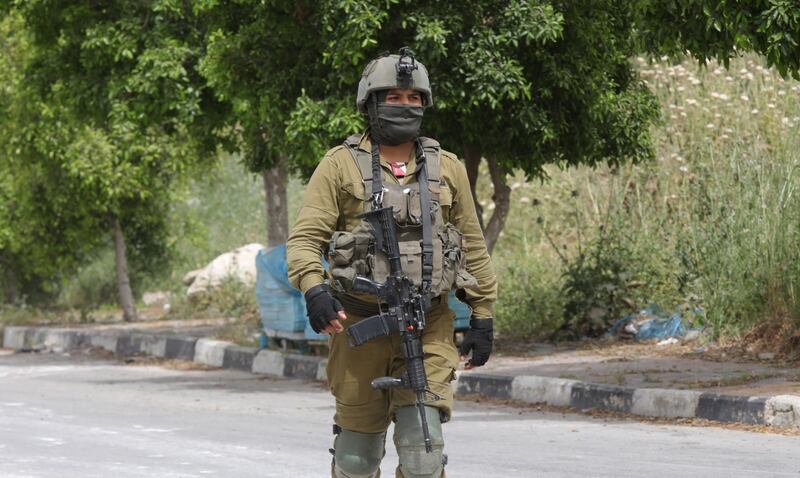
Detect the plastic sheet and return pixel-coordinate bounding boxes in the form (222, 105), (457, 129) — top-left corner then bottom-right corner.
(607, 304), (704, 341)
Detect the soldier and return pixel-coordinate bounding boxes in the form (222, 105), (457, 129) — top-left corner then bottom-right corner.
(287, 48), (497, 478)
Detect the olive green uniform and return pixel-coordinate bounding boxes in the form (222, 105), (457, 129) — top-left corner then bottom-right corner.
(286, 132), (496, 439)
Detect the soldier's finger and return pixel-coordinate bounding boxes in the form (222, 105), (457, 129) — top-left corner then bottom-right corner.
(337, 310), (347, 321)
(329, 319), (344, 333)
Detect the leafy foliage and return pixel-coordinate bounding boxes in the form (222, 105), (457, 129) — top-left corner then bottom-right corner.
(637, 0), (800, 78)
(0, 1), (227, 300)
(274, 1), (661, 182)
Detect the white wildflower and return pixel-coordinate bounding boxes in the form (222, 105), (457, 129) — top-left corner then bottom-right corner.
(739, 94), (749, 101)
(519, 197), (531, 204)
(685, 99), (698, 106)
(725, 76), (734, 82)
(767, 103), (776, 109)
(679, 166), (689, 172)
(706, 123), (715, 129)
(751, 109), (759, 114)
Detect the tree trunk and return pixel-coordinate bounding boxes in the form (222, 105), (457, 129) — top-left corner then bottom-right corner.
(111, 216), (137, 321)
(483, 155), (511, 255)
(0, 253), (19, 304)
(262, 155), (289, 248)
(463, 143), (485, 231)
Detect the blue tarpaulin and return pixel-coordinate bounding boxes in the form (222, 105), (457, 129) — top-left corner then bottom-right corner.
(606, 304), (704, 341)
(255, 244), (471, 341)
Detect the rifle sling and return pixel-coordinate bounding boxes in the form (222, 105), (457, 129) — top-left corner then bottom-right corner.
(414, 140), (434, 299)
(370, 140), (383, 206)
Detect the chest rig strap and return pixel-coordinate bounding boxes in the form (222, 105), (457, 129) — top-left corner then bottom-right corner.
(413, 140), (434, 297)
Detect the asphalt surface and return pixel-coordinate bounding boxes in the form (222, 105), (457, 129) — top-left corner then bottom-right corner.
(0, 352), (798, 478)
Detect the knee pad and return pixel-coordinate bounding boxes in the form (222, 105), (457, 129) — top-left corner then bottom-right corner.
(333, 428), (386, 478)
(394, 406), (446, 478)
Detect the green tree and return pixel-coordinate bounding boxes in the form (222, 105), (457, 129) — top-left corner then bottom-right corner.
(3, 1), (226, 317)
(282, 1), (660, 253)
(637, 0), (800, 78)
(0, 13), (104, 303)
(197, 1), (364, 247)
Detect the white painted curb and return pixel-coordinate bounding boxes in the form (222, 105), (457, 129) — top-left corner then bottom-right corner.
(632, 388), (702, 418)
(511, 376), (577, 407)
(193, 339), (231, 367)
(252, 349), (285, 376)
(765, 395), (800, 428)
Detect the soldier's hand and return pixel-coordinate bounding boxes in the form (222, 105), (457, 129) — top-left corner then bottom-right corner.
(322, 311), (348, 335)
(459, 318), (493, 369)
(305, 284), (347, 334)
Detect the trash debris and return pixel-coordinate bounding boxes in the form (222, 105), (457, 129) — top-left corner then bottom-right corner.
(683, 329), (703, 343)
(606, 303), (704, 342)
(656, 337), (679, 346)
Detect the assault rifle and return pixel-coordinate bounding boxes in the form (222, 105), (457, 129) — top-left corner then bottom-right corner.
(346, 205), (441, 453)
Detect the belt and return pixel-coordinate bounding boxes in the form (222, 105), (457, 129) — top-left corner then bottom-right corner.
(334, 293), (445, 317)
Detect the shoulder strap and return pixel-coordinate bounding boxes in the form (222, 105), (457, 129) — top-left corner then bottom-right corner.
(418, 137), (441, 186)
(343, 134), (379, 209)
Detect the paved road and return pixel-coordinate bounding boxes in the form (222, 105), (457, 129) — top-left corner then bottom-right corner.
(0, 353), (798, 478)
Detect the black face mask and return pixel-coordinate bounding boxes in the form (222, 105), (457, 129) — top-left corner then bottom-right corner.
(368, 103), (424, 146)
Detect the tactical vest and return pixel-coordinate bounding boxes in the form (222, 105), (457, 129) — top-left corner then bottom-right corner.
(327, 134), (477, 301)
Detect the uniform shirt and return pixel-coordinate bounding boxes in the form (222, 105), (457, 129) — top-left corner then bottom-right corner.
(286, 133), (497, 318)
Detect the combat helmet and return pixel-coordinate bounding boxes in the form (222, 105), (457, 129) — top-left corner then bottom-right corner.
(356, 47), (433, 114)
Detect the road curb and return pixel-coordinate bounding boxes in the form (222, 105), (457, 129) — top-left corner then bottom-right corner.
(3, 325), (797, 429)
